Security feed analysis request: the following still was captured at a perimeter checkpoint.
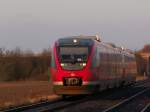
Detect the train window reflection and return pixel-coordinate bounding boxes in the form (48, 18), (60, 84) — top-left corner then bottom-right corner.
(57, 46), (90, 70)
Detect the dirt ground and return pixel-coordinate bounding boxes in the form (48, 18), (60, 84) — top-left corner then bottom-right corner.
(0, 75), (148, 110)
(136, 75), (148, 81)
(0, 81), (59, 110)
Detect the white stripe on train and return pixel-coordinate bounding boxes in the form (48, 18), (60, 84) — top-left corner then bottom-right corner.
(53, 81), (99, 85)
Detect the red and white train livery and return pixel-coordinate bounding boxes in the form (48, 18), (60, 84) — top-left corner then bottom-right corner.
(50, 36), (137, 96)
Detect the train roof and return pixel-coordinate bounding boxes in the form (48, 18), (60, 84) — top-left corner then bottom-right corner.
(56, 35), (134, 56)
(57, 36), (95, 46)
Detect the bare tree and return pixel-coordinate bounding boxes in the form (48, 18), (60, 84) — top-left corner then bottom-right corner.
(24, 49), (34, 57)
(40, 48), (51, 57)
(141, 44), (150, 53)
(0, 47), (5, 57)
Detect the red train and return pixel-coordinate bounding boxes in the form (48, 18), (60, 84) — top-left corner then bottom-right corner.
(50, 36), (137, 97)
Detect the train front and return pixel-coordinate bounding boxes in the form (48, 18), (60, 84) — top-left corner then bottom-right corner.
(50, 37), (98, 95)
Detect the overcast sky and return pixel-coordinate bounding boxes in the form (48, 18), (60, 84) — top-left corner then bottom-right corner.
(0, 0), (150, 52)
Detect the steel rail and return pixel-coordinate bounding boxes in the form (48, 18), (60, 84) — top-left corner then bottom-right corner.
(3, 95), (89, 112)
(102, 87), (150, 112)
(37, 97), (89, 112)
(140, 103), (150, 112)
(3, 97), (62, 112)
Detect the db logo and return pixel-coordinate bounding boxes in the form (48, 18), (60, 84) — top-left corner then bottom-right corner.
(70, 73), (75, 76)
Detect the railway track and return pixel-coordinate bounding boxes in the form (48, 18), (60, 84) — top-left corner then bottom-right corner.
(102, 80), (150, 112)
(3, 79), (150, 112)
(3, 97), (62, 112)
(3, 94), (92, 112)
(140, 103), (150, 112)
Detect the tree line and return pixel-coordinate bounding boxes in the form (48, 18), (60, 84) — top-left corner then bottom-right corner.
(0, 47), (51, 81)
(136, 44), (150, 75)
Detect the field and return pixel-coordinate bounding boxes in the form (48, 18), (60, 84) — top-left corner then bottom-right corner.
(0, 81), (58, 110)
(0, 76), (148, 110)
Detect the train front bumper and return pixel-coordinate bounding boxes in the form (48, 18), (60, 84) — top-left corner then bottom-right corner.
(53, 82), (99, 95)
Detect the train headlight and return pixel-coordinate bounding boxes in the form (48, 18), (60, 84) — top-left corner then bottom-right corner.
(73, 39), (77, 43)
(61, 63), (65, 66)
(82, 63), (86, 66)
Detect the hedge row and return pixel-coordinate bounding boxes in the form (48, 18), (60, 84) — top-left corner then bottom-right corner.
(0, 56), (50, 81)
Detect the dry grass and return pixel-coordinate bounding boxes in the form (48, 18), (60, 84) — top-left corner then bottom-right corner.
(0, 81), (58, 110)
(136, 75), (148, 81)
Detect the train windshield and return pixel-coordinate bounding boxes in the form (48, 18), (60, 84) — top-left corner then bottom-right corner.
(58, 46), (90, 70)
